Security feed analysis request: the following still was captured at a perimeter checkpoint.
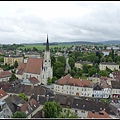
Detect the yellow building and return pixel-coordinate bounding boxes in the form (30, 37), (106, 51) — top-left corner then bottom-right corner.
(4, 56), (23, 66)
(75, 61), (93, 69)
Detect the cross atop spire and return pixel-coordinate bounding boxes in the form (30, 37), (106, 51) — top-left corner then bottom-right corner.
(46, 34), (49, 51)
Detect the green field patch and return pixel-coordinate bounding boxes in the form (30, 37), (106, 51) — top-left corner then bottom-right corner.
(18, 44), (72, 50)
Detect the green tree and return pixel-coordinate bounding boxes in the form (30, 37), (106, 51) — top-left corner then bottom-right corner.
(47, 77), (52, 85)
(57, 56), (66, 68)
(82, 64), (91, 73)
(59, 109), (78, 118)
(55, 67), (64, 78)
(18, 93), (28, 102)
(0, 57), (4, 62)
(51, 55), (56, 66)
(99, 70), (108, 76)
(12, 111), (27, 118)
(100, 56), (106, 62)
(68, 57), (75, 69)
(88, 67), (97, 77)
(108, 57), (113, 62)
(52, 76), (57, 83)
(9, 73), (17, 82)
(43, 101), (62, 118)
(53, 61), (64, 77)
(14, 60), (18, 68)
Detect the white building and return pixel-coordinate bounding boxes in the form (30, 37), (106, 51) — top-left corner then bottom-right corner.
(99, 62), (119, 71)
(53, 74), (93, 97)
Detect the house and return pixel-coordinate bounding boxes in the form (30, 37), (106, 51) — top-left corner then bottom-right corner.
(3, 94), (26, 118)
(53, 74), (93, 97)
(88, 73), (101, 84)
(100, 79), (112, 98)
(111, 81), (120, 98)
(1, 79), (46, 97)
(70, 97), (116, 118)
(4, 55), (23, 66)
(92, 83), (103, 98)
(75, 61), (93, 70)
(16, 35), (53, 85)
(0, 101), (13, 118)
(0, 89), (8, 102)
(109, 103), (120, 117)
(17, 98), (42, 118)
(110, 71), (120, 79)
(102, 50), (111, 56)
(99, 62), (119, 71)
(0, 69), (12, 82)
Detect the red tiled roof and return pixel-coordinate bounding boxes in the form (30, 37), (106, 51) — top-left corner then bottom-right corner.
(0, 89), (7, 98)
(87, 110), (111, 118)
(20, 98), (39, 113)
(16, 63), (26, 75)
(56, 74), (92, 87)
(24, 58), (43, 74)
(29, 77), (39, 84)
(0, 71), (12, 78)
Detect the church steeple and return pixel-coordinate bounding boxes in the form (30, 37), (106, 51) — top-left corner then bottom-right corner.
(46, 34), (49, 51)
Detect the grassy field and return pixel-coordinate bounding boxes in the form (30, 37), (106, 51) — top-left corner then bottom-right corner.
(17, 44), (72, 50)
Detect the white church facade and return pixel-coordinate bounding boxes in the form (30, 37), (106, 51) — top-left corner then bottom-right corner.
(16, 35), (53, 85)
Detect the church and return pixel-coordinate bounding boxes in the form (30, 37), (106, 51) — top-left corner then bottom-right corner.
(16, 35), (53, 85)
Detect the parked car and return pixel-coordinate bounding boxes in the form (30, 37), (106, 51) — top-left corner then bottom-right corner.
(114, 99), (118, 103)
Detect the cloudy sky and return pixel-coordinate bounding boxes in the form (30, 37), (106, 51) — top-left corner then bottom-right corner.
(0, 1), (120, 44)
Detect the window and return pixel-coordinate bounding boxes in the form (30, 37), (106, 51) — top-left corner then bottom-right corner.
(81, 110), (85, 113)
(75, 110), (77, 113)
(77, 88), (79, 90)
(62, 87), (63, 89)
(45, 60), (47, 62)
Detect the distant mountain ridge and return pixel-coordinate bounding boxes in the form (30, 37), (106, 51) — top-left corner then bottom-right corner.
(97, 40), (120, 44)
(3, 40), (120, 45)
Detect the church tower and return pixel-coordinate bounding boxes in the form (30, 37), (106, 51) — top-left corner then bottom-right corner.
(41, 35), (53, 85)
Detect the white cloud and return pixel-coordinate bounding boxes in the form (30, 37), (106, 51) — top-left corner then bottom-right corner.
(0, 1), (120, 44)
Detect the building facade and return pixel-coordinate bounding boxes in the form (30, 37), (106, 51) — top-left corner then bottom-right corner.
(99, 62), (119, 71)
(4, 56), (23, 66)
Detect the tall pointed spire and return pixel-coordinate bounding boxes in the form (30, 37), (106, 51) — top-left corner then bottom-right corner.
(46, 34), (49, 51)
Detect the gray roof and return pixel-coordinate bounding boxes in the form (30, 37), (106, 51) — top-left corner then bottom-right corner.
(111, 81), (120, 89)
(4, 95), (26, 114)
(100, 62), (118, 65)
(71, 98), (115, 115)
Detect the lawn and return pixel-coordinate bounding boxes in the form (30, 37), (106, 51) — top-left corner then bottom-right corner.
(17, 44), (72, 50)
(81, 76), (88, 80)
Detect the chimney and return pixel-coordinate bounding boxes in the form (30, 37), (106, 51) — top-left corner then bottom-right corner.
(92, 110), (95, 113)
(37, 95), (40, 101)
(30, 100), (32, 106)
(46, 95), (49, 101)
(28, 103), (31, 111)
